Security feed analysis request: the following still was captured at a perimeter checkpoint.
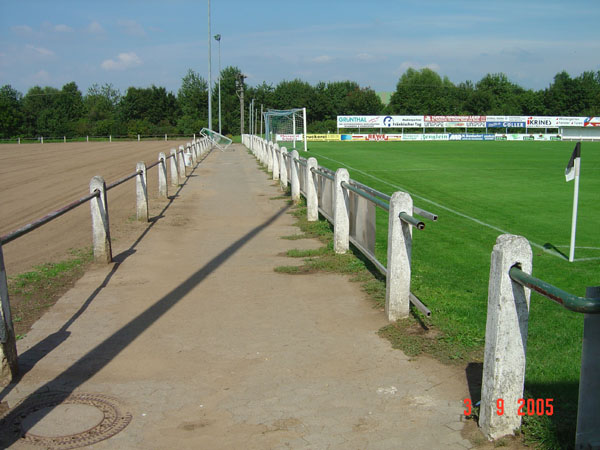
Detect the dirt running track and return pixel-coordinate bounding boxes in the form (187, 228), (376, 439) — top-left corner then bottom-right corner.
(0, 140), (189, 275)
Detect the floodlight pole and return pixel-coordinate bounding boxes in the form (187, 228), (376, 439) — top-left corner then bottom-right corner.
(207, 0), (212, 131)
(214, 34), (222, 134)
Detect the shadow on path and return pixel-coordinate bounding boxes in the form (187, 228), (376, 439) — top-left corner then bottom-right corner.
(0, 189), (289, 446)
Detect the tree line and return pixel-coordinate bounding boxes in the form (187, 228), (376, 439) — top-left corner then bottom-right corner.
(1, 67), (598, 139)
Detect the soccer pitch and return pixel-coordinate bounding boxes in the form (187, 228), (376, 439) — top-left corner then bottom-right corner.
(304, 140), (599, 444)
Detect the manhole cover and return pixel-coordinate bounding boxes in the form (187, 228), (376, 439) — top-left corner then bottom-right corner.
(1, 392), (132, 449)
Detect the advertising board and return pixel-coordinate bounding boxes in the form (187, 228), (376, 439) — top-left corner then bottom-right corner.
(584, 117), (600, 127)
(306, 134), (341, 141)
(486, 121), (526, 128)
(526, 117), (555, 128)
(337, 115), (424, 128)
(276, 134), (304, 141)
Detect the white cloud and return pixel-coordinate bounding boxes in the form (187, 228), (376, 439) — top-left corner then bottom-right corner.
(31, 70), (50, 83)
(87, 21), (104, 34)
(11, 25), (33, 34)
(54, 24), (73, 32)
(26, 44), (54, 57)
(101, 52), (142, 70)
(117, 19), (146, 37)
(311, 55), (332, 63)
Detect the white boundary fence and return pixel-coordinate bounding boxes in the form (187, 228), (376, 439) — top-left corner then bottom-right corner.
(0, 136), (213, 384)
(242, 133), (600, 448)
(242, 134), (435, 321)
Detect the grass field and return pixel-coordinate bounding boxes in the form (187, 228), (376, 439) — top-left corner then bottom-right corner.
(304, 140), (599, 448)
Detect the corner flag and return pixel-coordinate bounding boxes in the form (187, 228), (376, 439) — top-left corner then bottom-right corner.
(565, 142), (581, 182)
(566, 142), (581, 262)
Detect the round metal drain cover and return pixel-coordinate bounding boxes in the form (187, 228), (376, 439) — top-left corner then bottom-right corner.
(4, 392), (132, 449)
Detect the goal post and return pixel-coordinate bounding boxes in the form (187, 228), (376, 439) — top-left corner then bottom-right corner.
(264, 108), (308, 152)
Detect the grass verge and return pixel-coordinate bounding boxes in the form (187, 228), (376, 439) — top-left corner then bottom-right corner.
(8, 248), (93, 339)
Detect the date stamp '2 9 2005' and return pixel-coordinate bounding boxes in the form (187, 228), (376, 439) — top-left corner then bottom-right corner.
(463, 398), (554, 417)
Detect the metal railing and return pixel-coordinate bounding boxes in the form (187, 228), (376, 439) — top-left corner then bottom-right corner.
(509, 266), (600, 314)
(244, 135), (436, 319)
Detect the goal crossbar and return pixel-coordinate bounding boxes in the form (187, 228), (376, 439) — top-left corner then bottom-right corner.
(200, 128), (233, 150)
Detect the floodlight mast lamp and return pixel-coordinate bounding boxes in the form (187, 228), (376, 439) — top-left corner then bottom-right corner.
(214, 34), (222, 135)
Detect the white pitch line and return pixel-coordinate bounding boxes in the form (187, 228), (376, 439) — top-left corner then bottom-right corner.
(311, 152), (567, 260)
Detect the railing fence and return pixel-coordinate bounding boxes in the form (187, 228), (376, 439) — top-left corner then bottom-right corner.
(0, 136), (213, 385)
(243, 133), (600, 449)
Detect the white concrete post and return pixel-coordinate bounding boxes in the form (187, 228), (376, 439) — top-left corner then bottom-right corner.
(0, 242), (18, 385)
(165, 133), (168, 141)
(290, 150), (300, 203)
(267, 143), (274, 172)
(189, 142), (197, 166)
(272, 145), (280, 180)
(158, 153), (167, 199)
(41, 136), (43, 144)
(178, 149), (186, 183)
(89, 176), (112, 263)
(280, 148), (288, 189)
(385, 191), (413, 321)
(480, 234), (532, 441)
(333, 168), (350, 254)
(169, 149), (178, 187)
(63, 136), (66, 143)
(109, 135), (112, 142)
(306, 157), (319, 221)
(138, 134), (140, 142)
(136, 162), (148, 222)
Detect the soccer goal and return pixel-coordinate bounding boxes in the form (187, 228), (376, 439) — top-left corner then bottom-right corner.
(264, 108), (307, 152)
(200, 128), (233, 150)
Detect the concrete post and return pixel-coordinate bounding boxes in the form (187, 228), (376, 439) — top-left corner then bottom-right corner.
(480, 234), (532, 441)
(165, 133), (168, 141)
(272, 145), (280, 181)
(385, 191), (413, 321)
(178, 150), (186, 183)
(109, 135), (112, 143)
(63, 136), (66, 143)
(89, 176), (112, 264)
(306, 157), (318, 221)
(137, 134), (140, 142)
(169, 149), (178, 187)
(158, 152), (167, 199)
(136, 162), (148, 222)
(290, 150), (300, 203)
(280, 148), (288, 189)
(190, 143), (197, 166)
(333, 168), (350, 254)
(267, 143), (274, 172)
(0, 242), (18, 386)
(576, 286), (600, 449)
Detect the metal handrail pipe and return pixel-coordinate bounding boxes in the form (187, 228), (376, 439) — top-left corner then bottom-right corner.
(311, 167), (335, 181)
(414, 207), (438, 222)
(410, 293), (432, 317)
(146, 160), (161, 170)
(297, 158), (307, 167)
(341, 181), (390, 212)
(0, 190), (100, 245)
(399, 212), (425, 230)
(509, 266), (600, 314)
(348, 179), (438, 221)
(106, 169), (143, 191)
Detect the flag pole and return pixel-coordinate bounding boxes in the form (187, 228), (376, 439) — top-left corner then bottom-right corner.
(568, 156), (581, 262)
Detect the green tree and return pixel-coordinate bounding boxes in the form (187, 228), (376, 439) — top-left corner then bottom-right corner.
(216, 66), (246, 135)
(388, 68), (456, 114)
(0, 85), (23, 138)
(119, 85), (180, 135)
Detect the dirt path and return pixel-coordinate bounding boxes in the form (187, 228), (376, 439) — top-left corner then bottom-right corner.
(0, 140), (188, 275)
(1, 145), (476, 449)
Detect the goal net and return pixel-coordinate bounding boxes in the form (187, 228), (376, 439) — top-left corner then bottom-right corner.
(200, 128), (233, 150)
(264, 108), (307, 152)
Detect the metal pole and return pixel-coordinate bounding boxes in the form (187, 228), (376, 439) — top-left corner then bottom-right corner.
(576, 286), (600, 449)
(214, 34), (222, 134)
(207, 0), (212, 131)
(260, 104), (263, 138)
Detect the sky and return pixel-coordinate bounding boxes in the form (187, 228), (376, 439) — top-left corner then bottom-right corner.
(1, 0), (599, 96)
